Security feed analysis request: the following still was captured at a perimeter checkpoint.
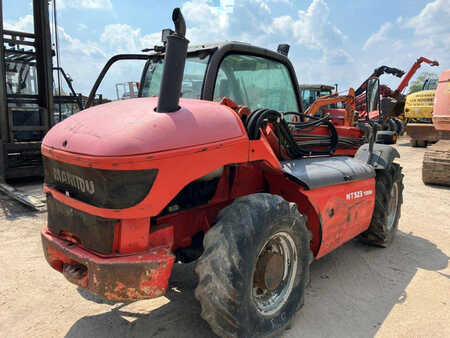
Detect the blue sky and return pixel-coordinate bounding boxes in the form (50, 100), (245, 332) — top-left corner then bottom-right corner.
(4, 0), (449, 98)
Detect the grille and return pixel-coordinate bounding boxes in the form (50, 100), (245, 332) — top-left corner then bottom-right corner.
(47, 195), (118, 254)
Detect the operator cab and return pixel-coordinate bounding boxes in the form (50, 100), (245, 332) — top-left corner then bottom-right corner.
(422, 78), (438, 91)
(85, 41), (303, 115)
(299, 84), (336, 110)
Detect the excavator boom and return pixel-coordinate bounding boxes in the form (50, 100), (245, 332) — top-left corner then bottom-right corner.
(355, 66), (404, 96)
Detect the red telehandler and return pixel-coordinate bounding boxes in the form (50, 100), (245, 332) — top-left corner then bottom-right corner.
(41, 9), (404, 337)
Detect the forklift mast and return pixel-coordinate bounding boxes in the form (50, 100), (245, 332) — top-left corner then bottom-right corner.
(0, 0), (54, 180)
(0, 0), (82, 183)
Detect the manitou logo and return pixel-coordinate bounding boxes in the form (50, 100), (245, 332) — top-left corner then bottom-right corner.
(53, 168), (95, 194)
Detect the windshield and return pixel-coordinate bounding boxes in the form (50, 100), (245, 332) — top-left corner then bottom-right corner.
(423, 79), (438, 91)
(141, 54), (210, 99)
(214, 54), (298, 112)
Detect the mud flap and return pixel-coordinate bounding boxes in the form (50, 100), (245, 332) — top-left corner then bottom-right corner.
(355, 143), (400, 170)
(281, 156), (375, 190)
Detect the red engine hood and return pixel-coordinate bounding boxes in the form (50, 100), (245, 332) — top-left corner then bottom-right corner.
(43, 97), (246, 156)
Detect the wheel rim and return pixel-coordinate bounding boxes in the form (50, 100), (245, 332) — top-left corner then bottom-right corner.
(252, 232), (298, 316)
(386, 182), (399, 231)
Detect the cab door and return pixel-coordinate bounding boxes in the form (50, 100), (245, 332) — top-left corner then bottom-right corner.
(208, 53), (300, 113)
(85, 54), (150, 108)
(201, 45), (303, 114)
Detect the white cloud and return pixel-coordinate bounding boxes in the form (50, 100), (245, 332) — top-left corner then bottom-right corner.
(78, 23), (88, 30)
(405, 0), (450, 35)
(56, 0), (113, 10)
(404, 0), (450, 62)
(4, 14), (34, 32)
(58, 26), (106, 57)
(289, 0), (347, 49)
(99, 24), (161, 54)
(7, 0), (448, 99)
(363, 22), (392, 50)
(323, 49), (353, 66)
(359, 0), (449, 92)
(268, 0), (351, 65)
(100, 24), (142, 53)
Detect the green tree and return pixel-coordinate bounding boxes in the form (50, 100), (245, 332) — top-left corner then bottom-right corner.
(407, 71), (438, 94)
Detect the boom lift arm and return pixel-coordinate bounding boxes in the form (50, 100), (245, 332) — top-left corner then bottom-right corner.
(395, 57), (439, 94)
(355, 66), (405, 96)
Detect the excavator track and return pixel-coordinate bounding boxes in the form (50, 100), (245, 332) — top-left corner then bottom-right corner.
(422, 140), (450, 186)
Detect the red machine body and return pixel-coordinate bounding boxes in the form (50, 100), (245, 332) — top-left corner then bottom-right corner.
(41, 96), (376, 301)
(432, 69), (450, 133)
(40, 11), (403, 337)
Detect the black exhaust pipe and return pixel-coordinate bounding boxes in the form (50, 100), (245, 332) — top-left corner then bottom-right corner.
(156, 8), (189, 113)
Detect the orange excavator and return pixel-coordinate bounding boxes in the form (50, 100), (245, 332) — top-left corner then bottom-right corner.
(304, 88), (356, 127)
(303, 86), (399, 144)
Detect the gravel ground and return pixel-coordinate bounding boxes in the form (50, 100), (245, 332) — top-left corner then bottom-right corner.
(0, 136), (448, 338)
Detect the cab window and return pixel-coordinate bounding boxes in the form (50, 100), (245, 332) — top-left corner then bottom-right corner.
(213, 54), (299, 112)
(141, 54), (210, 99)
(422, 79), (438, 91)
(301, 89), (314, 109)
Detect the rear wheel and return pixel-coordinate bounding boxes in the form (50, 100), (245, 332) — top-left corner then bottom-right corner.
(195, 193), (312, 338)
(392, 118), (405, 135)
(384, 119), (398, 133)
(360, 163), (404, 247)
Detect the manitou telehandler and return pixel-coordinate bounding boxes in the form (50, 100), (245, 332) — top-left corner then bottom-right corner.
(41, 9), (404, 337)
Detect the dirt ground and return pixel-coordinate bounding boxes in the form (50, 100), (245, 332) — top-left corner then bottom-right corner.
(0, 136), (449, 338)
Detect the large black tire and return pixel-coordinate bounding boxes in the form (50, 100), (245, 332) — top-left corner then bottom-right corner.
(392, 118), (405, 135)
(195, 193), (312, 338)
(360, 163), (404, 247)
(384, 119), (398, 133)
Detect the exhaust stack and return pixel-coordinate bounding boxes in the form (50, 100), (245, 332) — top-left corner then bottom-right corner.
(156, 8), (189, 113)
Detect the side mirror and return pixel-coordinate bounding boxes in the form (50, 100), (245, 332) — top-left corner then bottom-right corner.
(366, 77), (380, 112)
(277, 44), (290, 56)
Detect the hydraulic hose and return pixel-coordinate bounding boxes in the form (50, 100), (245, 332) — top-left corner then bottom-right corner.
(245, 109), (339, 158)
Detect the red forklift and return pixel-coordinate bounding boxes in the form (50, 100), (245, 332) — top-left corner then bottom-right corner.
(41, 9), (403, 337)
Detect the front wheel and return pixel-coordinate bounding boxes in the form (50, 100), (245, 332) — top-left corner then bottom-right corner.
(360, 163), (404, 247)
(195, 193), (312, 338)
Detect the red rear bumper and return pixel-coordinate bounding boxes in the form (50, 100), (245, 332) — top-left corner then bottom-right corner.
(41, 228), (175, 301)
